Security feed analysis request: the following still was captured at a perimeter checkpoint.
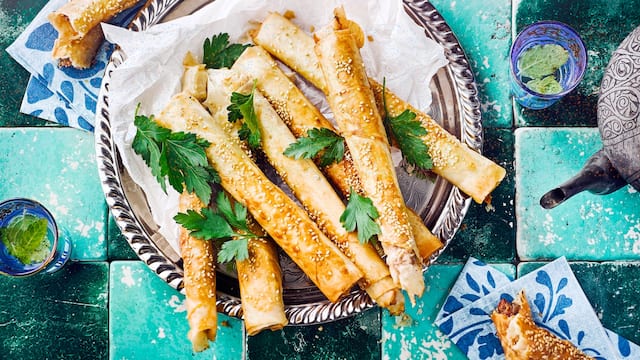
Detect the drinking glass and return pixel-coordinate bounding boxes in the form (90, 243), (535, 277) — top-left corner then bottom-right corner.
(0, 198), (71, 277)
(510, 21), (587, 109)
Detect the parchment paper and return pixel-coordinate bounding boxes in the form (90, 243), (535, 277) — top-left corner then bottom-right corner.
(101, 0), (448, 252)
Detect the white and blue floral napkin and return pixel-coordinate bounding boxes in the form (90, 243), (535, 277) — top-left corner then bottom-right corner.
(6, 0), (144, 131)
(435, 257), (639, 360)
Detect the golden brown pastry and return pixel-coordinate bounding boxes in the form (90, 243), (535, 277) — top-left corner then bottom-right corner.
(231, 44), (442, 267)
(212, 66), (404, 314)
(315, 7), (424, 302)
(491, 291), (595, 360)
(178, 192), (217, 352)
(48, 0), (140, 68)
(48, 0), (140, 39)
(50, 23), (104, 69)
(155, 91), (363, 303)
(236, 234), (288, 336)
(251, 11), (506, 204)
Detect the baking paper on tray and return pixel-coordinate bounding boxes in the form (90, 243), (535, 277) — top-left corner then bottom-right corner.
(101, 0), (448, 252)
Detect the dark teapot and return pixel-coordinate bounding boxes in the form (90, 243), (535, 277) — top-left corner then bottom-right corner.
(540, 26), (640, 209)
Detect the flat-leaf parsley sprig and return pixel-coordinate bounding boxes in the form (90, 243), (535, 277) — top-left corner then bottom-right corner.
(203, 33), (251, 69)
(381, 80), (433, 172)
(174, 192), (262, 263)
(283, 127), (345, 167)
(227, 80), (261, 148)
(132, 105), (219, 205)
(339, 188), (381, 244)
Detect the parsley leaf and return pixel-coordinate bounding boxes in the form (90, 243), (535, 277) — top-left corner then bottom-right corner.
(174, 193), (260, 263)
(174, 207), (236, 240)
(283, 127), (345, 167)
(227, 81), (261, 148)
(382, 81), (433, 171)
(517, 44), (569, 79)
(218, 238), (250, 264)
(340, 188), (381, 244)
(0, 214), (50, 265)
(132, 105), (219, 205)
(203, 33), (251, 69)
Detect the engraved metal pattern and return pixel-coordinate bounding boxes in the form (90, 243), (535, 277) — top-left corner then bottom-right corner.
(598, 26), (640, 189)
(95, 0), (479, 324)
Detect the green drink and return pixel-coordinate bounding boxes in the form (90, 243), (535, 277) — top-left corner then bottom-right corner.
(0, 198), (71, 276)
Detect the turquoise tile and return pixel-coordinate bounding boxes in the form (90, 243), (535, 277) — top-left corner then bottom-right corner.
(569, 261), (640, 345)
(0, 262), (109, 359)
(247, 308), (381, 360)
(518, 261), (640, 346)
(107, 213), (138, 261)
(0, 128), (107, 260)
(430, 0), (512, 128)
(381, 263), (515, 358)
(109, 261), (243, 360)
(0, 0), (49, 127)
(515, 127), (640, 261)
(439, 128), (516, 263)
(513, 0), (640, 127)
(381, 264), (462, 359)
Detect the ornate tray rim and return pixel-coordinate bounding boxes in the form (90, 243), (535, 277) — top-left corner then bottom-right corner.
(94, 0), (480, 325)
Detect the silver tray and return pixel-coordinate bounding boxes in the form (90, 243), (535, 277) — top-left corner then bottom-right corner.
(95, 0), (481, 324)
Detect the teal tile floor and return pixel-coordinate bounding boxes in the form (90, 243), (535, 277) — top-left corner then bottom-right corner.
(1, 0), (640, 359)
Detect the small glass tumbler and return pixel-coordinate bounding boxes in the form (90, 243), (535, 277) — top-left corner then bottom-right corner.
(0, 198), (71, 277)
(510, 21), (587, 109)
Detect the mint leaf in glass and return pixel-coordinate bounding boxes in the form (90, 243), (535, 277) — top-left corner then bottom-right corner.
(518, 44), (569, 79)
(526, 75), (564, 94)
(0, 214), (50, 265)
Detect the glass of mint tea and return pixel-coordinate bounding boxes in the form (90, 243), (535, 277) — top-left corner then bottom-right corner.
(510, 21), (587, 110)
(0, 198), (71, 277)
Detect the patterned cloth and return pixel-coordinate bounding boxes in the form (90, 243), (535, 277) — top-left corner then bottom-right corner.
(436, 257), (640, 360)
(6, 0), (144, 132)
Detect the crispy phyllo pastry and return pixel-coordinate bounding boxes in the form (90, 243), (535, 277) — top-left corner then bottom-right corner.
(50, 23), (104, 69)
(155, 92), (362, 303)
(48, 0), (139, 68)
(236, 232), (288, 335)
(371, 82), (506, 203)
(491, 291), (595, 360)
(251, 11), (506, 203)
(231, 45), (442, 266)
(178, 192), (218, 352)
(210, 67), (404, 313)
(315, 7), (425, 302)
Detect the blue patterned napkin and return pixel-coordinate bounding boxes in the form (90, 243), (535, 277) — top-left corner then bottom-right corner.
(435, 257), (639, 360)
(6, 0), (144, 131)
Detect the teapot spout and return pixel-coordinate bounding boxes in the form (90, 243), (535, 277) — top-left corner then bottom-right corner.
(540, 149), (627, 209)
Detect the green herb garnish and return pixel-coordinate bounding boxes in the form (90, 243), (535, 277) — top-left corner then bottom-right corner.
(0, 214), (50, 265)
(526, 75), (564, 94)
(227, 80), (261, 148)
(132, 105), (219, 205)
(203, 33), (251, 69)
(339, 188), (381, 244)
(517, 44), (569, 95)
(283, 127), (345, 167)
(174, 192), (261, 263)
(382, 80), (433, 171)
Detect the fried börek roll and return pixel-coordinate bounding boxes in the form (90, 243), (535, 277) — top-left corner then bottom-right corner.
(48, 0), (140, 40)
(156, 92), (362, 303)
(213, 67), (403, 313)
(237, 233), (288, 335)
(315, 8), (424, 301)
(251, 11), (505, 203)
(178, 192), (218, 352)
(231, 45), (441, 265)
(491, 291), (595, 360)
